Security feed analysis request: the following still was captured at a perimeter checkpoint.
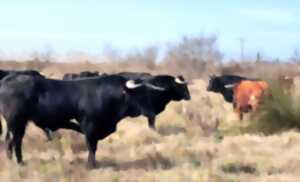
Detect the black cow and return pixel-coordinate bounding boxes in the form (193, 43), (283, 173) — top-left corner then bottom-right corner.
(62, 71), (99, 80)
(63, 72), (190, 129)
(0, 74), (190, 168)
(207, 74), (257, 103)
(0, 69), (52, 138)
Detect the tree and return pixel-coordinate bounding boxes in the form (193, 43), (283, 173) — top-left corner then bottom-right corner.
(123, 46), (158, 69)
(163, 34), (223, 77)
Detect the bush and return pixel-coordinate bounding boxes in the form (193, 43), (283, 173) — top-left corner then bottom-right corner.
(245, 81), (300, 134)
(163, 34), (223, 79)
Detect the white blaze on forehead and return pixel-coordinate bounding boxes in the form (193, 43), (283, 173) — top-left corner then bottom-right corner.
(126, 80), (142, 89)
(175, 77), (186, 84)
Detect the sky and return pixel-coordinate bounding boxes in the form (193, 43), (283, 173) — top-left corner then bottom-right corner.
(0, 0), (299, 60)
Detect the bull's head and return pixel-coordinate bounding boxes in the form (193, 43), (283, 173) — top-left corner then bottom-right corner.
(207, 74), (221, 92)
(172, 75), (191, 100)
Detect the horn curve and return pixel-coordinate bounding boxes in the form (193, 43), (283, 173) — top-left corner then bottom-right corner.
(175, 77), (186, 84)
(145, 83), (166, 91)
(224, 84), (236, 89)
(126, 80), (142, 89)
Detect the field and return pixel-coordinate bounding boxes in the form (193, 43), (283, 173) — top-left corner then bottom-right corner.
(1, 67), (300, 182)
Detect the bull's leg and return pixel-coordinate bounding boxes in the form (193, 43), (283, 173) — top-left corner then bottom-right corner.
(12, 122), (27, 164)
(5, 130), (13, 160)
(239, 112), (243, 121)
(233, 102), (237, 109)
(85, 136), (98, 169)
(148, 115), (156, 130)
(81, 120), (98, 168)
(235, 106), (243, 121)
(5, 118), (27, 164)
(43, 128), (53, 141)
(0, 117), (2, 136)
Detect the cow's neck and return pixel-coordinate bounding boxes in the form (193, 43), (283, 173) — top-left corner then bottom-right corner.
(220, 87), (233, 102)
(148, 90), (172, 114)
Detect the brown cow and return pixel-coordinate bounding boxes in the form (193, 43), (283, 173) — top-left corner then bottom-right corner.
(231, 80), (269, 120)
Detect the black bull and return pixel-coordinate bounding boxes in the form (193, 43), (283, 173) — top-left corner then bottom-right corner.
(62, 71), (166, 129)
(0, 74), (190, 168)
(207, 74), (258, 103)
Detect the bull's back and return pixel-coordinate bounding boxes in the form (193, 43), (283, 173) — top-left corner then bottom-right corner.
(37, 76), (128, 121)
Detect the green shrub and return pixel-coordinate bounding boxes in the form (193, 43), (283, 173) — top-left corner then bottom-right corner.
(245, 81), (300, 134)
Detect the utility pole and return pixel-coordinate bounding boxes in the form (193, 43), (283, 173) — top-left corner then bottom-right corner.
(239, 38), (245, 61)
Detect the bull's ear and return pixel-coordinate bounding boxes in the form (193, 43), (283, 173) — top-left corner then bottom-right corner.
(126, 80), (143, 89)
(224, 84), (236, 89)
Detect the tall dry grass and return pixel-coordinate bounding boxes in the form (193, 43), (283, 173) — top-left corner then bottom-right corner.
(245, 81), (300, 134)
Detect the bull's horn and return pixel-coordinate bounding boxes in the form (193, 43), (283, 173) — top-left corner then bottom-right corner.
(126, 80), (142, 89)
(175, 77), (186, 84)
(145, 83), (166, 91)
(224, 84), (236, 88)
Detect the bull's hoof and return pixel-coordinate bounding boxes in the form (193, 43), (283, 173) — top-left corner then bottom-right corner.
(149, 125), (156, 131)
(45, 130), (54, 141)
(86, 161), (97, 169)
(46, 135), (53, 142)
(17, 161), (26, 166)
(6, 150), (13, 160)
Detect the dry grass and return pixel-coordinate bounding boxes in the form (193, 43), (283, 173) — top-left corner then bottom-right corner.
(1, 66), (300, 182)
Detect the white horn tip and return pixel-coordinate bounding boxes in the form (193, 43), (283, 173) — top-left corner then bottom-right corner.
(224, 84), (235, 88)
(175, 77), (186, 84)
(126, 80), (141, 89)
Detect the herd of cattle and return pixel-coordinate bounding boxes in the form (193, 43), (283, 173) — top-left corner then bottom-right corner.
(0, 69), (292, 168)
